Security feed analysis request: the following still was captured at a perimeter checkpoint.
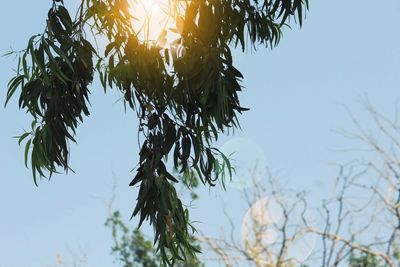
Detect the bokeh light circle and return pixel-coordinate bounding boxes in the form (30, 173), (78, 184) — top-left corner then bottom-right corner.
(219, 138), (267, 189)
(241, 195), (317, 265)
(241, 197), (283, 247)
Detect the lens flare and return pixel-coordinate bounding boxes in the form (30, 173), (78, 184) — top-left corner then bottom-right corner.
(129, 0), (186, 46)
(241, 196), (317, 265)
(241, 197), (282, 264)
(219, 138), (268, 189)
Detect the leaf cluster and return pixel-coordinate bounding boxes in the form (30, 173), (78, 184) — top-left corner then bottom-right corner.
(6, 0), (308, 264)
(348, 251), (386, 267)
(6, 0), (95, 184)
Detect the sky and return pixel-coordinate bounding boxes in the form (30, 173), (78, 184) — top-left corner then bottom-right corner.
(1, 0), (400, 266)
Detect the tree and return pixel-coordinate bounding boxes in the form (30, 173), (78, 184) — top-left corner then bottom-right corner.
(106, 210), (204, 267)
(49, 174), (203, 267)
(47, 210), (203, 267)
(5, 0), (308, 264)
(198, 105), (400, 266)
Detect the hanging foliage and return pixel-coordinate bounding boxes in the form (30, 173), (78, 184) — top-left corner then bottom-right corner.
(6, 0), (308, 265)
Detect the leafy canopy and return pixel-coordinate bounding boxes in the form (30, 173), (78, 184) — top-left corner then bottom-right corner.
(6, 0), (308, 265)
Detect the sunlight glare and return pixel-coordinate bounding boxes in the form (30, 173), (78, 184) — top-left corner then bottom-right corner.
(129, 0), (186, 47)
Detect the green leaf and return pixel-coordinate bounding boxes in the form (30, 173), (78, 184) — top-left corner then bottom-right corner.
(24, 139), (31, 168)
(48, 41), (74, 71)
(57, 6), (73, 33)
(105, 42), (115, 57)
(5, 75), (25, 107)
(18, 132), (31, 146)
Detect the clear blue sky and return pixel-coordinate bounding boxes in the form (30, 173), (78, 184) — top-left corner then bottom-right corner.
(1, 1), (400, 266)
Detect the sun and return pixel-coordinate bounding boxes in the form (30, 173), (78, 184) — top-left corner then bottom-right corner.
(129, 0), (187, 47)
